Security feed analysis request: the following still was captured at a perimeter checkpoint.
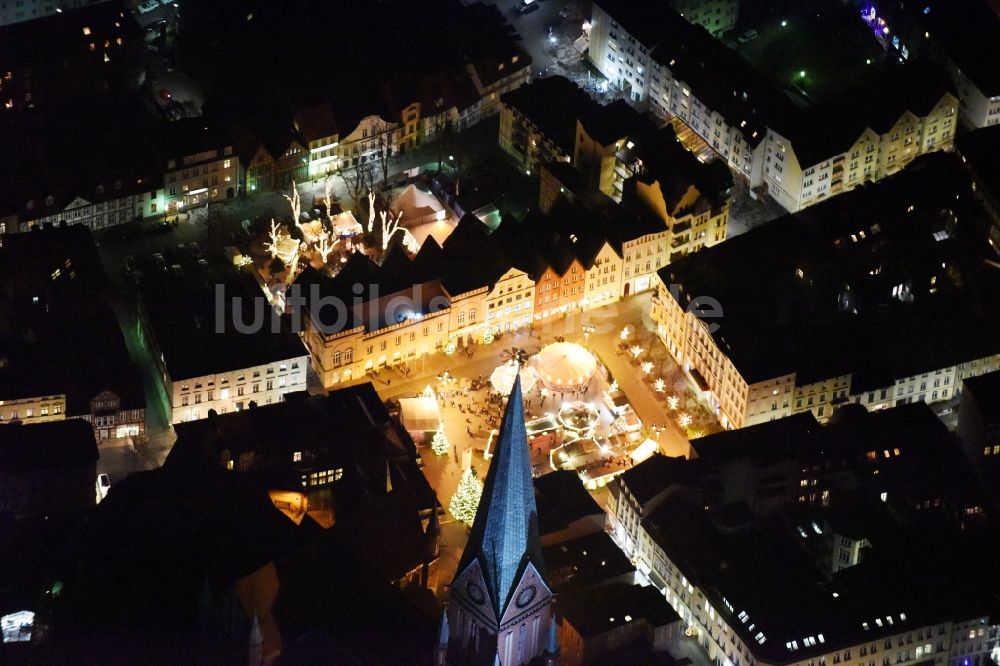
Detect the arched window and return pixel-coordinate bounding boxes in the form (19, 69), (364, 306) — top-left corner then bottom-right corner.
(469, 309), (477, 322)
(458, 311), (466, 325)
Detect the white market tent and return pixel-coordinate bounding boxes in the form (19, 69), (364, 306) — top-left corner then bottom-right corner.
(630, 438), (658, 464)
(532, 342), (599, 393)
(398, 396), (441, 433)
(489, 361), (540, 395)
(391, 184), (447, 227)
(331, 210), (363, 236)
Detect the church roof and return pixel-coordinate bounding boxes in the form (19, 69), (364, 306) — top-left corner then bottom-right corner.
(458, 376), (546, 616)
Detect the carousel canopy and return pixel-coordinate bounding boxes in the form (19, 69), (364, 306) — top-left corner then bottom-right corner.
(532, 342), (598, 393)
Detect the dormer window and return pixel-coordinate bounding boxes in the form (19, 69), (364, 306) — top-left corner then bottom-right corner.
(26, 200), (34, 210)
(45, 195), (54, 206)
(96, 185), (104, 194)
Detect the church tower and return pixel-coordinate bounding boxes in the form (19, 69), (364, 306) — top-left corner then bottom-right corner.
(448, 377), (554, 666)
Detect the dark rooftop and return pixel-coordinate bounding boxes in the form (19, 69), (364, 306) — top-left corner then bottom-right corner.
(643, 488), (1000, 665)
(962, 370), (1000, 423)
(0, 225), (144, 413)
(773, 61), (956, 169)
(541, 532), (634, 591)
(558, 582), (680, 640)
(534, 469), (604, 538)
(691, 403), (957, 480)
(659, 152), (1000, 384)
(140, 273), (307, 381)
(0, 420), (98, 473)
(616, 453), (702, 506)
(956, 124), (1000, 207)
(501, 76), (593, 156)
(910, 0), (1000, 95)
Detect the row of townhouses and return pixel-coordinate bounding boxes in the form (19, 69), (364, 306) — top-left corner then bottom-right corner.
(0, 1), (531, 233)
(501, 76), (733, 271)
(295, 97), (733, 388)
(606, 405), (1000, 666)
(649, 151), (1000, 430)
(588, 0), (959, 213)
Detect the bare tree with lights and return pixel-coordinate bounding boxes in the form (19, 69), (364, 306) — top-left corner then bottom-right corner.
(283, 180), (303, 232)
(338, 161), (374, 214)
(370, 117), (396, 189)
(366, 190), (376, 234)
(316, 235), (339, 264)
(379, 208), (417, 253)
(264, 219), (282, 258)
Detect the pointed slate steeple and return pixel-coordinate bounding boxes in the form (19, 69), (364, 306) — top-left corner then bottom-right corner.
(438, 608), (450, 646)
(248, 612), (263, 666)
(457, 376), (545, 617)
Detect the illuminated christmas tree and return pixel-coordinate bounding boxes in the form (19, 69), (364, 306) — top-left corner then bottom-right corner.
(450, 466), (483, 526)
(432, 425), (449, 456)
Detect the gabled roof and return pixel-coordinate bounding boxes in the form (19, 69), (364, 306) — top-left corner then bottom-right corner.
(774, 61), (956, 169)
(440, 213), (510, 295)
(458, 377), (546, 616)
(295, 101), (339, 142)
(534, 470), (604, 537)
(500, 76), (591, 156)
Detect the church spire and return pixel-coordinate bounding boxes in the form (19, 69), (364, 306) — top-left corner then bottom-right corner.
(457, 376), (544, 616)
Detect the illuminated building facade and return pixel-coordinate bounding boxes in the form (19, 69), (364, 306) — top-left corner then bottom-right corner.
(138, 275), (309, 424)
(0, 394), (66, 425)
(607, 409), (1000, 666)
(0, 0), (105, 26)
(668, 0), (738, 37)
(19, 184), (163, 233)
(590, 0), (958, 213)
(162, 120), (241, 216)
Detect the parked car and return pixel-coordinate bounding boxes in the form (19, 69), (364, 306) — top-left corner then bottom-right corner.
(737, 29), (758, 44)
(517, 0), (540, 15)
(153, 253), (166, 270)
(97, 474), (111, 501)
(137, 0), (159, 14)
